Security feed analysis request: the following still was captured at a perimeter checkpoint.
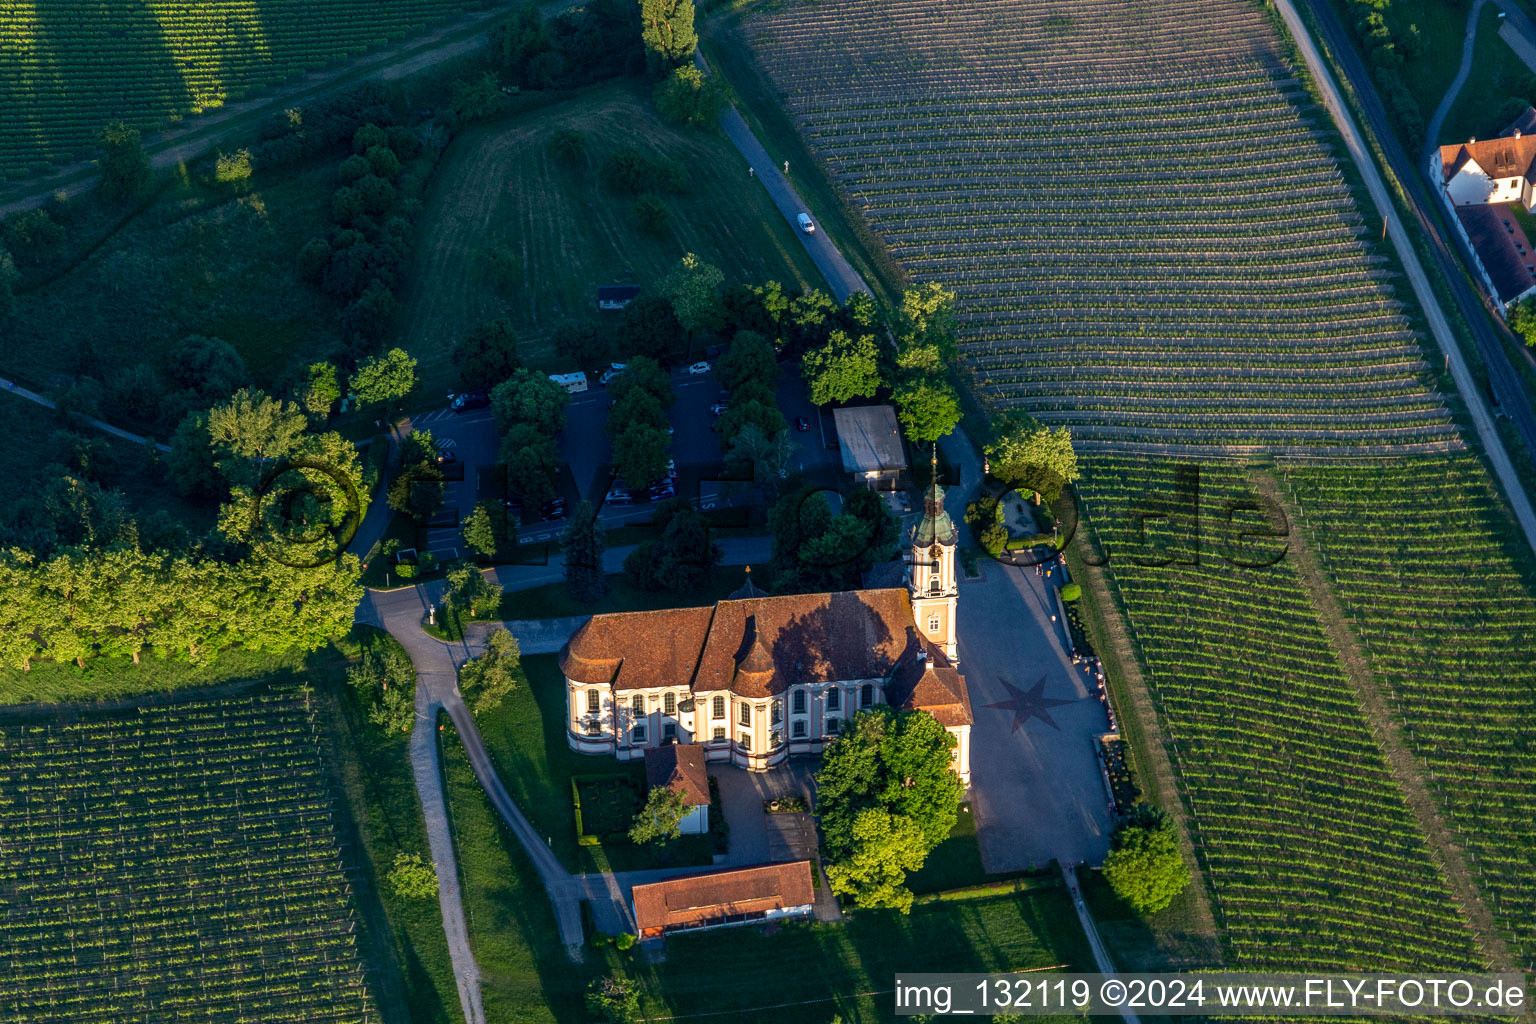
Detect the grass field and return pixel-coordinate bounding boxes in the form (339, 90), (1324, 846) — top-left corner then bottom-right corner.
(1441, 3), (1533, 146)
(1, 157), (340, 431)
(1326, 0), (1476, 142)
(395, 80), (826, 400)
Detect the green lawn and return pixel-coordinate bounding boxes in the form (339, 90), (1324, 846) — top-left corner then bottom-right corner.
(906, 804), (988, 894)
(1440, 2), (1533, 146)
(394, 78), (826, 401)
(442, 720), (597, 1024)
(314, 629), (461, 1024)
(473, 654), (711, 873)
(0, 638), (314, 705)
(1078, 868), (1221, 973)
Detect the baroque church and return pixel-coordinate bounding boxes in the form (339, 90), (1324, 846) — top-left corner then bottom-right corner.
(559, 471), (973, 784)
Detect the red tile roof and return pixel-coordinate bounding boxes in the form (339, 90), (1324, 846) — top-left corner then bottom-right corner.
(886, 635), (974, 727)
(631, 862), (814, 935)
(643, 744), (710, 807)
(559, 606), (714, 688)
(1439, 135), (1536, 183)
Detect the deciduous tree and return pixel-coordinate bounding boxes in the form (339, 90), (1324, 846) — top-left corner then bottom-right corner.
(629, 785), (688, 844)
(454, 318), (522, 389)
(717, 330), (778, 394)
(639, 0), (698, 74)
(1103, 804), (1188, 913)
(492, 367), (570, 435)
(387, 854), (438, 900)
(98, 120), (149, 202)
(561, 499), (607, 601)
(802, 329), (881, 406)
(892, 377), (960, 443)
(350, 348), (418, 410)
(822, 808), (928, 913)
(458, 626), (520, 716)
(661, 251), (725, 341)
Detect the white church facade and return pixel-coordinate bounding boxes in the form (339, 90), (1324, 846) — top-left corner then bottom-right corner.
(559, 471), (972, 784)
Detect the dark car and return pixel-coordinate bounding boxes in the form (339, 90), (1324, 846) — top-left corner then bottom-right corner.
(436, 448), (458, 464)
(537, 499), (568, 522)
(795, 416), (811, 432)
(451, 390), (489, 412)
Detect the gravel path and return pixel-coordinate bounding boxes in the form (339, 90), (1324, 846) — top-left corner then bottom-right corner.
(1423, 0), (1486, 152)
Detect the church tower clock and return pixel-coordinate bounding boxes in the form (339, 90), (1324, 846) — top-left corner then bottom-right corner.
(910, 448), (959, 665)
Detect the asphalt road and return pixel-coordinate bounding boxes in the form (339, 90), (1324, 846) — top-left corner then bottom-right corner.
(1302, 0), (1536, 467)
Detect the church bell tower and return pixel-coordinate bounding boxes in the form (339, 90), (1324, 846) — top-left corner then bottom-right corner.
(910, 447), (959, 664)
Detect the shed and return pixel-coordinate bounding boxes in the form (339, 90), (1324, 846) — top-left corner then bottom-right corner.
(833, 405), (909, 490)
(643, 743), (710, 835)
(597, 285), (641, 310)
(631, 861), (815, 938)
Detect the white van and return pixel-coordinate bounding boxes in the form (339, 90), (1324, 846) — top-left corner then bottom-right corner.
(797, 212), (815, 233)
(549, 371), (589, 394)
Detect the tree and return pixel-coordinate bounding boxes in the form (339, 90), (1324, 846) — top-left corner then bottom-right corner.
(1508, 295), (1536, 349)
(715, 395), (786, 451)
(459, 627), (520, 716)
(462, 500), (508, 558)
(387, 854), (438, 900)
(816, 706), (961, 859)
(548, 126), (587, 165)
(631, 193), (670, 235)
(4, 208), (64, 264)
(0, 250), (16, 328)
(624, 499), (719, 591)
(492, 367), (570, 435)
(717, 330), (778, 394)
(823, 808), (928, 912)
(450, 70), (506, 124)
(726, 422), (796, 494)
(984, 415), (1078, 501)
(164, 335), (247, 407)
(629, 785), (688, 844)
(892, 377), (960, 443)
(168, 410), (222, 498)
(620, 294), (683, 360)
(446, 563), (500, 619)
(454, 318), (522, 389)
(639, 0), (698, 74)
(612, 423), (669, 488)
(98, 120), (149, 202)
(587, 975), (641, 1024)
(347, 635), (416, 732)
(553, 319), (609, 369)
(350, 348), (417, 411)
(1103, 805), (1189, 914)
(207, 388), (308, 483)
(387, 461), (446, 520)
(662, 251), (725, 340)
(214, 148), (253, 183)
(299, 361), (342, 419)
(802, 329), (881, 406)
(365, 144), (400, 180)
(501, 423), (558, 505)
(652, 64), (725, 127)
(608, 356), (674, 408)
(561, 500), (607, 601)
(898, 282), (958, 362)
(786, 288), (837, 350)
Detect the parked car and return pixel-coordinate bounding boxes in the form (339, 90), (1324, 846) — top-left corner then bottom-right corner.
(605, 487), (633, 505)
(436, 448), (458, 464)
(687, 361), (711, 375)
(537, 499), (567, 521)
(451, 390), (489, 412)
(797, 212), (815, 234)
(648, 482), (676, 500)
(599, 363), (627, 386)
(709, 403), (729, 417)
(795, 416), (811, 432)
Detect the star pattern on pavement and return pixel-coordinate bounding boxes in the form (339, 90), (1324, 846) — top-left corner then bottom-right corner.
(985, 676), (1073, 733)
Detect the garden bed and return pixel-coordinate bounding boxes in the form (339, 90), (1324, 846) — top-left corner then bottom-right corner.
(1097, 734), (1139, 815)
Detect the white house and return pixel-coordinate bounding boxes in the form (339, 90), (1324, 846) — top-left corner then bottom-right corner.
(1436, 107), (1536, 310)
(1438, 131), (1536, 210)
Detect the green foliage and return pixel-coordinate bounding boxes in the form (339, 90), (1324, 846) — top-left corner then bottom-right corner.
(892, 377), (960, 443)
(97, 120), (149, 203)
(387, 460), (446, 520)
(1103, 804), (1189, 914)
(0, 251), (13, 326)
(353, 123), (388, 154)
(623, 499), (721, 591)
(3, 208), (65, 264)
(586, 974), (641, 1024)
(725, 422), (797, 493)
(347, 635), (417, 733)
(462, 501), (508, 558)
(653, 64), (726, 128)
(458, 627), (521, 717)
(815, 707), (963, 912)
(1061, 582), (1081, 602)
(561, 500), (607, 602)
(802, 329), (881, 405)
(387, 853), (439, 901)
(639, 0), (698, 74)
(619, 294), (684, 360)
(446, 563), (500, 619)
(365, 144), (400, 179)
(601, 147), (686, 196)
(299, 361), (342, 419)
(661, 251), (725, 337)
(214, 148), (253, 183)
(500, 422), (558, 505)
(985, 411), (1078, 498)
(612, 422), (670, 488)
(454, 317), (522, 389)
(553, 319), (609, 369)
(1507, 295), (1536, 349)
(168, 410), (221, 498)
(349, 348), (418, 409)
(608, 355), (675, 408)
(492, 367), (570, 435)
(823, 808), (928, 913)
(768, 485), (899, 593)
(615, 932), (637, 951)
(716, 330), (778, 394)
(631, 192), (670, 235)
(206, 388), (307, 481)
(479, 242), (521, 294)
(628, 785), (688, 844)
(549, 126), (588, 165)
(450, 70), (506, 125)
(714, 389), (787, 452)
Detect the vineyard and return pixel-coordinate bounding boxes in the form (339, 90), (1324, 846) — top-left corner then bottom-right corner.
(743, 0), (1456, 451)
(0, 686), (375, 1022)
(0, 0), (471, 179)
(1281, 454), (1536, 961)
(1075, 458), (1485, 970)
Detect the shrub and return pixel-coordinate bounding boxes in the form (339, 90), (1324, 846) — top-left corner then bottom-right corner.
(615, 932), (637, 951)
(631, 193), (669, 235)
(353, 123), (387, 154)
(214, 149), (253, 183)
(395, 563), (418, 579)
(387, 853), (438, 901)
(549, 126), (587, 165)
(297, 238), (332, 284)
(366, 144), (401, 179)
(338, 153), (371, 184)
(1061, 582), (1081, 602)
(386, 125), (423, 160)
